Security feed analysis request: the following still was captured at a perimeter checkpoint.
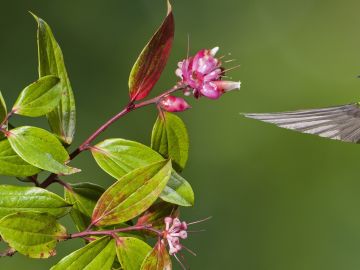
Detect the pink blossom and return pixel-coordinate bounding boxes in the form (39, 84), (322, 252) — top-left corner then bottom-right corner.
(159, 95), (191, 112)
(163, 217), (188, 255)
(176, 47), (241, 99)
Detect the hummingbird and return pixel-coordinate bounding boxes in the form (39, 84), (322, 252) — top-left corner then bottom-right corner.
(244, 103), (360, 143)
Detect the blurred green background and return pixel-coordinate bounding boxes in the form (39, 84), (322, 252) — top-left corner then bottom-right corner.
(1, 0), (360, 269)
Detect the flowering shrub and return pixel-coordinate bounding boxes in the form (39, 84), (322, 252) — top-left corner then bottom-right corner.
(0, 1), (240, 269)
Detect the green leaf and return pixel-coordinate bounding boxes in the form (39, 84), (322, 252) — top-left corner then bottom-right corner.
(7, 126), (80, 175)
(0, 91), (7, 140)
(32, 13), (76, 145)
(51, 236), (116, 270)
(0, 91), (7, 124)
(0, 185), (71, 218)
(140, 241), (172, 270)
(116, 237), (152, 270)
(128, 1), (174, 101)
(92, 160), (172, 226)
(0, 211), (66, 258)
(13, 75), (61, 117)
(161, 170), (194, 207)
(91, 139), (194, 206)
(91, 139), (160, 178)
(64, 182), (105, 231)
(151, 112), (189, 172)
(0, 139), (41, 177)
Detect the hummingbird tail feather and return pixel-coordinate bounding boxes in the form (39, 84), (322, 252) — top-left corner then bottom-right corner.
(243, 103), (360, 143)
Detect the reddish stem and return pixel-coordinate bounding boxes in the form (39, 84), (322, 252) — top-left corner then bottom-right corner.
(39, 175), (72, 190)
(0, 110), (15, 128)
(69, 85), (182, 160)
(68, 225), (161, 240)
(0, 111), (15, 136)
(29, 175), (40, 187)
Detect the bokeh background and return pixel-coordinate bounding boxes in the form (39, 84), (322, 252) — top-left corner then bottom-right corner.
(1, 0), (360, 269)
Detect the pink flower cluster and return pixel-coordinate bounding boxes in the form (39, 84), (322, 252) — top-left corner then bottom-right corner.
(163, 217), (188, 255)
(176, 47), (241, 99)
(158, 47), (240, 113)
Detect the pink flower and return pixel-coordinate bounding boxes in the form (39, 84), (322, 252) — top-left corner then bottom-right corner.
(159, 95), (191, 112)
(176, 47), (241, 99)
(163, 217), (188, 255)
(162, 216), (211, 269)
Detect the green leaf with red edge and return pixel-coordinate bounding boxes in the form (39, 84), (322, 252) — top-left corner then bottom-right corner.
(92, 160), (172, 226)
(32, 13), (76, 145)
(116, 237), (152, 270)
(137, 201), (178, 233)
(0, 211), (67, 258)
(7, 126), (80, 175)
(140, 241), (172, 270)
(13, 75), (62, 117)
(128, 1), (174, 101)
(151, 112), (189, 172)
(91, 139), (194, 206)
(64, 182), (105, 231)
(51, 236), (116, 270)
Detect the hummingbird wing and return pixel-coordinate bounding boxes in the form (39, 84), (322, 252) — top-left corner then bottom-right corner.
(244, 103), (360, 143)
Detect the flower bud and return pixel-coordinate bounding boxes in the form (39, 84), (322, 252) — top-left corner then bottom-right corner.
(159, 95), (191, 112)
(169, 245), (178, 255)
(181, 221), (188, 230)
(175, 244), (183, 252)
(172, 218), (181, 227)
(179, 230), (188, 239)
(165, 217), (173, 230)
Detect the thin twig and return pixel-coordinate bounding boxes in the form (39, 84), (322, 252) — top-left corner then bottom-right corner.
(0, 110), (15, 128)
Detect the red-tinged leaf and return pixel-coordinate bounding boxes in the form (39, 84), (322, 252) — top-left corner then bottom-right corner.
(140, 240), (172, 270)
(91, 160), (172, 226)
(137, 201), (179, 233)
(129, 1), (174, 101)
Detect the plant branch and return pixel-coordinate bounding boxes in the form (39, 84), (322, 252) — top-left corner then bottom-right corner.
(39, 85), (183, 189)
(69, 84), (183, 160)
(0, 110), (15, 129)
(29, 175), (40, 187)
(39, 175), (72, 190)
(67, 224), (162, 240)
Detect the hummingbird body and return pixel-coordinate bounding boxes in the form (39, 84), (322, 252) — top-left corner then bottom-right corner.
(245, 103), (360, 143)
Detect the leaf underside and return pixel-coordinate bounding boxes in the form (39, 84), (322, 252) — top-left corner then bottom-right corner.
(33, 13), (76, 145)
